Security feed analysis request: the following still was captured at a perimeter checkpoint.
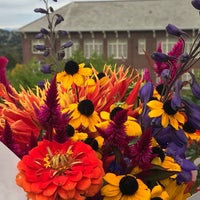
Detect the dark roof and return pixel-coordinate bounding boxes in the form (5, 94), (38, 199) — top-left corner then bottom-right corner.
(19, 0), (200, 32)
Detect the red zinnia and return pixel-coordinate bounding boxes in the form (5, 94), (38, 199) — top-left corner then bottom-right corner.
(16, 140), (105, 200)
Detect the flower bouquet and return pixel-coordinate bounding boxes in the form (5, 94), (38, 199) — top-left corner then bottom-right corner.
(1, 0), (200, 200)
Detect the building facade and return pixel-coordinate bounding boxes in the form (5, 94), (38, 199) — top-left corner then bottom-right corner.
(19, 0), (200, 71)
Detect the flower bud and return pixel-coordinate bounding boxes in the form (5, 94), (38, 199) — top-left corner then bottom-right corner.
(35, 32), (43, 39)
(34, 8), (48, 14)
(40, 28), (49, 35)
(43, 49), (50, 57)
(61, 41), (73, 49)
(191, 0), (200, 10)
(40, 64), (53, 74)
(179, 52), (189, 63)
(166, 24), (187, 37)
(55, 14), (64, 26)
(139, 82), (154, 103)
(189, 72), (200, 99)
(151, 52), (176, 62)
(34, 45), (46, 51)
(57, 30), (68, 36)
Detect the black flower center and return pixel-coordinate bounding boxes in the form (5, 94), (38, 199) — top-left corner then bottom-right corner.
(78, 99), (94, 116)
(152, 147), (165, 162)
(151, 198), (163, 200)
(119, 175), (138, 195)
(84, 137), (98, 151)
(163, 100), (177, 115)
(156, 84), (166, 96)
(97, 72), (106, 79)
(64, 60), (79, 75)
(183, 121), (196, 133)
(66, 124), (75, 137)
(110, 107), (123, 120)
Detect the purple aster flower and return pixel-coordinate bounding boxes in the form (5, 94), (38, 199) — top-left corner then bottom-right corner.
(171, 80), (182, 110)
(139, 82), (153, 104)
(182, 99), (200, 130)
(128, 127), (153, 170)
(189, 72), (200, 99)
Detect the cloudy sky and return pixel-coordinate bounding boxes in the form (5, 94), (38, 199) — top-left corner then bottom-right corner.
(0, 0), (93, 30)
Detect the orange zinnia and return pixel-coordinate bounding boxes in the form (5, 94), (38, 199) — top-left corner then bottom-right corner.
(16, 139), (105, 200)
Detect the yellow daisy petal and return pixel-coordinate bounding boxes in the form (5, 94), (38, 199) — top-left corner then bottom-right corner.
(161, 112), (169, 128)
(73, 73), (84, 86)
(81, 115), (89, 128)
(79, 67), (93, 76)
(100, 111), (110, 120)
(101, 184), (121, 197)
(169, 115), (179, 130)
(63, 74), (73, 88)
(148, 109), (164, 118)
(147, 100), (163, 109)
(174, 112), (185, 124)
(56, 71), (66, 81)
(125, 121), (142, 136)
(103, 173), (121, 186)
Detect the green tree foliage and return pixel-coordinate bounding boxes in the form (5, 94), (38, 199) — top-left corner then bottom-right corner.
(6, 58), (52, 91)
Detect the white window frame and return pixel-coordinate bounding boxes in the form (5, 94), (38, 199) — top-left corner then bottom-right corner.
(61, 39), (79, 59)
(138, 38), (146, 55)
(157, 37), (196, 54)
(181, 69), (194, 90)
(84, 38), (103, 58)
(32, 39), (45, 54)
(107, 38), (127, 59)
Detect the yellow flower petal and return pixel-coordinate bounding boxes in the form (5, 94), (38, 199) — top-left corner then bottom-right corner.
(79, 67), (93, 76)
(101, 184), (121, 197)
(161, 112), (169, 128)
(103, 173), (121, 186)
(100, 111), (110, 120)
(63, 74), (73, 88)
(125, 121), (142, 136)
(148, 109), (164, 118)
(147, 100), (163, 109)
(73, 73), (84, 86)
(174, 112), (185, 124)
(169, 115), (179, 130)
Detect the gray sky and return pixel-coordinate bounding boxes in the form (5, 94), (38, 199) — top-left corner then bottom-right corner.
(0, 0), (92, 30)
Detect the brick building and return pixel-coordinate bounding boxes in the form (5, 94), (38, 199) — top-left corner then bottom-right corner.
(19, 0), (200, 72)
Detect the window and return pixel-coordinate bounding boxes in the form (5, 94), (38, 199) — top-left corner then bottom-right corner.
(157, 38), (177, 53)
(157, 37), (196, 54)
(181, 69), (194, 89)
(84, 39), (103, 58)
(107, 39), (127, 59)
(61, 39), (79, 59)
(32, 39), (45, 54)
(138, 39), (146, 55)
